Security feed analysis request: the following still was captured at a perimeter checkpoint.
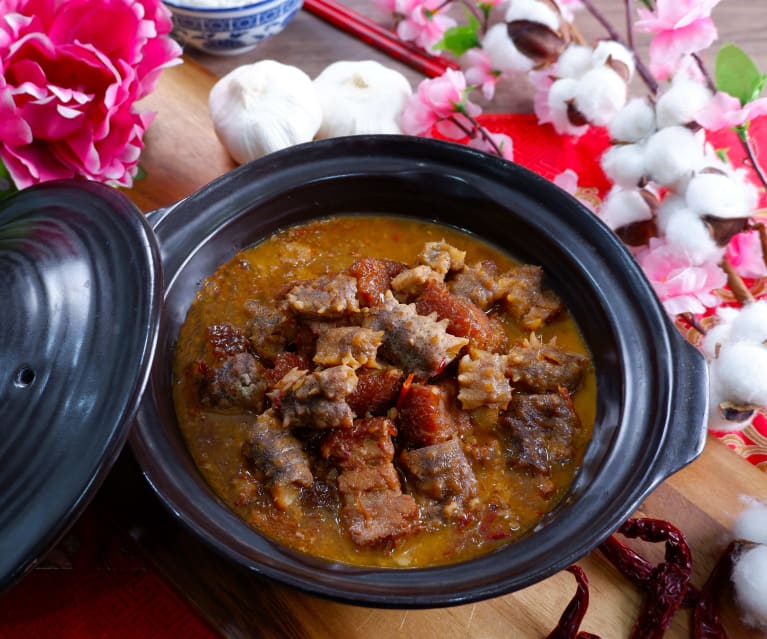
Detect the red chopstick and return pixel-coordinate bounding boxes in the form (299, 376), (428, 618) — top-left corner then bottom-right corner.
(303, 0), (460, 78)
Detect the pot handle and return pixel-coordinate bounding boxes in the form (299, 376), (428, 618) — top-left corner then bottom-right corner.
(656, 331), (710, 478)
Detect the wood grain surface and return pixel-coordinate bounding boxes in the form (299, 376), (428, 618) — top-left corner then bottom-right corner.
(121, 4), (767, 637)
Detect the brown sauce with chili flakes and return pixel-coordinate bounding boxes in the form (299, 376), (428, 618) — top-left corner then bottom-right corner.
(173, 215), (596, 568)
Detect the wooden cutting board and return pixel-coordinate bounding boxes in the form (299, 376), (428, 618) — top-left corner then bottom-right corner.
(125, 58), (767, 639)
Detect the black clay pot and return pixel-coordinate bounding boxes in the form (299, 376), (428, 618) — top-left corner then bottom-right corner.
(132, 136), (708, 607)
(1, 136), (708, 605)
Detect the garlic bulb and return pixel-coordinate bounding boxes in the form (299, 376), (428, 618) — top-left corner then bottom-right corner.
(313, 60), (412, 138)
(209, 60), (322, 164)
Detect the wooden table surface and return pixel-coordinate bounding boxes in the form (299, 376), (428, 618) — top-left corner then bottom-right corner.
(119, 2), (767, 637)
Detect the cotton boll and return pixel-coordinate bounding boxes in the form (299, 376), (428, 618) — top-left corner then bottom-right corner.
(313, 60), (412, 138)
(556, 44), (593, 79)
(505, 0), (560, 30)
(664, 208), (724, 265)
(655, 79), (712, 128)
(600, 143), (646, 187)
(732, 544), (767, 629)
(713, 341), (767, 406)
(685, 172), (758, 219)
(707, 369), (756, 432)
(591, 40), (635, 80)
(729, 300), (767, 344)
(655, 193), (687, 234)
(700, 306), (739, 358)
(573, 67), (627, 127)
(547, 77), (589, 136)
(707, 382), (756, 433)
(597, 186), (652, 231)
(644, 126), (703, 187)
(608, 97), (656, 143)
(733, 500), (767, 545)
(482, 23), (535, 73)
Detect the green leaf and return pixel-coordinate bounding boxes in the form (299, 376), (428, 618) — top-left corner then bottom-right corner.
(433, 18), (480, 57)
(715, 43), (764, 105)
(0, 159), (17, 201)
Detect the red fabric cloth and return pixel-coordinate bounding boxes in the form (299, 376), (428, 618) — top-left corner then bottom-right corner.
(0, 508), (219, 638)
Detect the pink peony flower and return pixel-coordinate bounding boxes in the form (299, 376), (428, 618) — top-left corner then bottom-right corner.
(395, 0), (457, 51)
(636, 237), (727, 316)
(0, 0), (182, 189)
(462, 48), (499, 101)
(635, 0), (722, 80)
(696, 91), (767, 131)
(725, 230), (767, 279)
(400, 68), (481, 136)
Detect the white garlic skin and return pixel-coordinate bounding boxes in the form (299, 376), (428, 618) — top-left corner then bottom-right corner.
(313, 60), (412, 138)
(209, 60), (322, 164)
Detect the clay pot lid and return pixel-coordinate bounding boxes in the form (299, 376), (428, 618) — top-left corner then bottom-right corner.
(0, 179), (161, 591)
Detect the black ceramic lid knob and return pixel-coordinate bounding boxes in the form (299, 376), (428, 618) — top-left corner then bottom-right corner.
(0, 180), (162, 592)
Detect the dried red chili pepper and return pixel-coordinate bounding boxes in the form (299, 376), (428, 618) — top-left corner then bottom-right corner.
(692, 540), (742, 639)
(614, 518), (693, 639)
(599, 533), (700, 607)
(546, 565), (601, 639)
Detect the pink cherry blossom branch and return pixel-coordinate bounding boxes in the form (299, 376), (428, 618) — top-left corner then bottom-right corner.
(737, 126), (767, 191)
(447, 113), (504, 156)
(692, 53), (716, 93)
(624, 0), (635, 50)
(577, 0), (659, 94)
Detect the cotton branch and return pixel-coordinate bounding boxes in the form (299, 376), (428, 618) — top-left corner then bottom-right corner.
(578, 0), (659, 94)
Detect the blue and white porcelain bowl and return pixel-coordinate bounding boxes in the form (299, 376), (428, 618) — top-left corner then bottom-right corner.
(163, 0), (303, 56)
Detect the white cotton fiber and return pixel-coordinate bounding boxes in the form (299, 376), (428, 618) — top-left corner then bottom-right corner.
(655, 193), (687, 234)
(685, 172), (758, 219)
(700, 306), (740, 358)
(547, 77), (589, 136)
(713, 342), (767, 406)
(601, 143), (647, 187)
(655, 79), (712, 129)
(597, 186), (652, 230)
(482, 23), (535, 73)
(733, 500), (767, 545)
(505, 0), (560, 30)
(644, 126), (702, 187)
(608, 97), (656, 143)
(664, 208), (723, 265)
(573, 66), (627, 127)
(729, 300), (767, 345)
(732, 544), (767, 629)
(591, 40), (635, 79)
(555, 44), (593, 80)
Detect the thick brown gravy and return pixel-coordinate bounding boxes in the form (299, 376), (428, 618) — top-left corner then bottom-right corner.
(173, 215), (596, 568)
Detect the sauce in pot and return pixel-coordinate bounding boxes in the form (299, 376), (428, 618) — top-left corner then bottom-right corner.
(173, 215), (596, 567)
